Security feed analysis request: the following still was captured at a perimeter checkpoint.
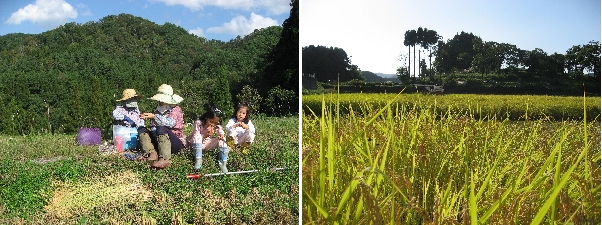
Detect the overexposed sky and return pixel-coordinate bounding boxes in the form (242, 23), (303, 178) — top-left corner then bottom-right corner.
(301, 0), (600, 74)
(0, 0), (291, 41)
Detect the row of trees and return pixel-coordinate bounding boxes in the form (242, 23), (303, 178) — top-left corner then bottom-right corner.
(302, 28), (599, 95)
(396, 30), (600, 94)
(301, 45), (362, 83)
(403, 27), (440, 77)
(400, 31), (600, 81)
(0, 0), (298, 135)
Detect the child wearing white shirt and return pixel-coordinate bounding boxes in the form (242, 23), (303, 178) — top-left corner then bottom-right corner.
(225, 103), (255, 154)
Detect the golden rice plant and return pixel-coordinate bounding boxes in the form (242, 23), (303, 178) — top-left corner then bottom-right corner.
(302, 92), (600, 224)
(303, 93), (601, 121)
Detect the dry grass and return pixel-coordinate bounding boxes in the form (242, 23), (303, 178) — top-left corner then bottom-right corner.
(44, 170), (153, 219)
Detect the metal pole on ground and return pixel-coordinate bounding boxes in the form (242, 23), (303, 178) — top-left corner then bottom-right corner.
(187, 167), (287, 179)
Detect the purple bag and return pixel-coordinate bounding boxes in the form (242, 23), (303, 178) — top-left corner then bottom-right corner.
(76, 117), (102, 146)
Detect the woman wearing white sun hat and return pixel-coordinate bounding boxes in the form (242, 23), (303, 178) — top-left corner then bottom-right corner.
(137, 84), (186, 169)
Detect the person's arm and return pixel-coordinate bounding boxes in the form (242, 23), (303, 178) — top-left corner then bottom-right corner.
(113, 107), (139, 127)
(217, 125), (225, 140)
(188, 119), (201, 144)
(225, 118), (236, 132)
(247, 120), (255, 134)
(154, 114), (176, 127)
(112, 107), (125, 120)
(170, 106), (184, 130)
(203, 124), (213, 139)
(134, 109), (145, 127)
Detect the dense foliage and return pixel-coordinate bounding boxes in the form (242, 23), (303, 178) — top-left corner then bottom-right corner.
(0, 2), (298, 135)
(302, 45), (362, 83)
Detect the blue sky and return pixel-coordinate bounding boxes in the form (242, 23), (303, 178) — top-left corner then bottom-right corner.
(301, 0), (601, 74)
(0, 0), (291, 42)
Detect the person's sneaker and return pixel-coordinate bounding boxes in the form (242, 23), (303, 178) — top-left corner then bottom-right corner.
(241, 142), (250, 154)
(137, 151), (158, 161)
(226, 137), (234, 149)
(218, 160), (228, 173)
(151, 159), (171, 169)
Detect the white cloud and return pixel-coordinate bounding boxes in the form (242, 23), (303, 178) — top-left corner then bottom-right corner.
(255, 0), (290, 15)
(77, 3), (92, 16)
(5, 0), (78, 28)
(206, 12), (278, 36)
(189, 27), (204, 37)
(153, 0), (290, 14)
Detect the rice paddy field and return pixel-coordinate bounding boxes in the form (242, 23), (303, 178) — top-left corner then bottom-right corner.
(302, 93), (601, 224)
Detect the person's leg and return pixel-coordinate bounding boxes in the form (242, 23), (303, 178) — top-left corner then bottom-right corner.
(137, 127), (158, 161)
(165, 129), (183, 154)
(217, 140), (229, 173)
(240, 130), (255, 144)
(151, 126), (172, 168)
(226, 131), (236, 149)
(239, 131), (254, 154)
(192, 142), (203, 170)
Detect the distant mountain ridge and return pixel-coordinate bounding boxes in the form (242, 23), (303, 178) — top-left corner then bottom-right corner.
(362, 71), (399, 82)
(375, 73), (397, 79)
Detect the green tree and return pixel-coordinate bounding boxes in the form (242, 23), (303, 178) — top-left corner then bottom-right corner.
(566, 41), (601, 79)
(434, 31), (482, 74)
(302, 45), (362, 83)
(262, 0), (298, 92)
(404, 29), (417, 77)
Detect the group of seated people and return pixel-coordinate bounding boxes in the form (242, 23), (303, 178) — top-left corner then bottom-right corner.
(112, 84), (255, 172)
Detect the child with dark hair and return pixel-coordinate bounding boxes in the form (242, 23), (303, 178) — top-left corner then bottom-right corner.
(188, 104), (230, 172)
(225, 102), (256, 154)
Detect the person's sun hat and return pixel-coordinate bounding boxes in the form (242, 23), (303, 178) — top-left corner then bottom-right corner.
(149, 84), (183, 104)
(116, 89), (143, 101)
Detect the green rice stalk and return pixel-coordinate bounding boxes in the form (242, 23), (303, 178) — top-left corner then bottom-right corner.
(469, 170), (479, 225)
(334, 169), (365, 217)
(318, 95), (326, 208)
(550, 134), (562, 222)
(304, 192), (329, 219)
(529, 141), (590, 225)
(327, 99), (335, 190)
(479, 186), (514, 223)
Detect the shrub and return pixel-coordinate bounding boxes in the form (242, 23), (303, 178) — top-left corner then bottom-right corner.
(265, 86), (296, 116)
(236, 85), (263, 115)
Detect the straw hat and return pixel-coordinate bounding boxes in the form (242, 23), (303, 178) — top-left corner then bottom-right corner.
(116, 89), (143, 101)
(149, 84), (183, 104)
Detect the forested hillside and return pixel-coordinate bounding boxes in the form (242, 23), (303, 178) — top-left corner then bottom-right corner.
(0, 0), (298, 136)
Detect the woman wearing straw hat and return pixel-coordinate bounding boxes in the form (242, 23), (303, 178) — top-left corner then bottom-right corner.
(112, 89), (145, 128)
(138, 84), (186, 169)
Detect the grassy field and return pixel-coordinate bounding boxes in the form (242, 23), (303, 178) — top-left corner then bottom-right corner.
(0, 116), (299, 224)
(302, 93), (600, 224)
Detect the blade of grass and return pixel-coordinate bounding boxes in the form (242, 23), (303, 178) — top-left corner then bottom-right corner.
(469, 170), (479, 225)
(529, 142), (590, 225)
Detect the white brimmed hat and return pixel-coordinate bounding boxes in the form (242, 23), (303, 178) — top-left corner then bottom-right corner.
(149, 84), (183, 104)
